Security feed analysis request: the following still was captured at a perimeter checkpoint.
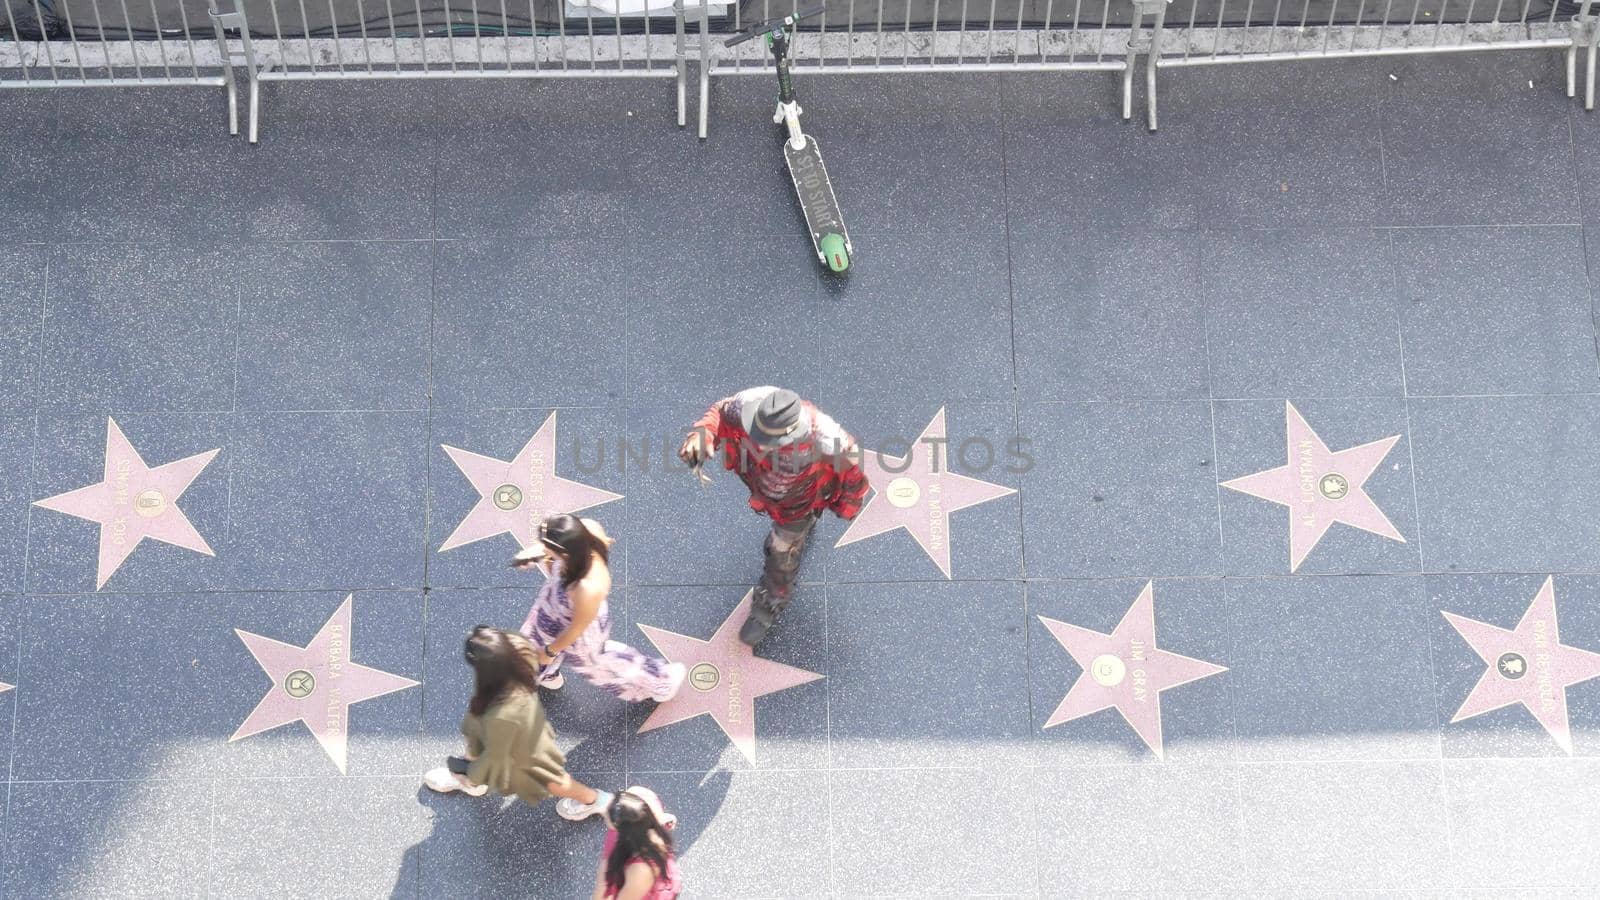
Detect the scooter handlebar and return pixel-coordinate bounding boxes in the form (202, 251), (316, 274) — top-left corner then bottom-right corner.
(723, 4), (827, 46)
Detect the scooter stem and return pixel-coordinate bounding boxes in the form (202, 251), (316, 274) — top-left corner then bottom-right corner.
(776, 101), (807, 151)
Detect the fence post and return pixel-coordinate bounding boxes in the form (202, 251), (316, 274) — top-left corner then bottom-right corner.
(207, 0), (261, 142)
(1577, 0), (1600, 110)
(697, 0), (712, 139)
(1591, 22), (1600, 111)
(675, 0), (688, 127)
(232, 0), (261, 143)
(1569, 4), (1584, 99)
(1125, 0), (1169, 131)
(206, 0), (242, 135)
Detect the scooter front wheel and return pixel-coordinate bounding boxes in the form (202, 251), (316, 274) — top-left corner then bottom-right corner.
(819, 232), (850, 273)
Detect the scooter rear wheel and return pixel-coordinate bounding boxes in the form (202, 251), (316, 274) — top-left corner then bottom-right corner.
(819, 232), (850, 273)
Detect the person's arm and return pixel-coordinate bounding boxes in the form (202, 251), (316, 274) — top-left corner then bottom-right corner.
(589, 855), (610, 900)
(829, 440), (870, 521)
(614, 862), (657, 900)
(537, 568), (608, 662)
(681, 396), (734, 465)
(516, 551), (559, 641)
(518, 593), (542, 640)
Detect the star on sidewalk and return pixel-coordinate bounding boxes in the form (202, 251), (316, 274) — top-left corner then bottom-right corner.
(0, 683), (11, 694)
(33, 417), (220, 589)
(1442, 576), (1600, 754)
(230, 595), (419, 774)
(1038, 581), (1227, 760)
(1221, 401), (1404, 572)
(636, 590), (823, 764)
(439, 411), (622, 552)
(834, 407), (1016, 577)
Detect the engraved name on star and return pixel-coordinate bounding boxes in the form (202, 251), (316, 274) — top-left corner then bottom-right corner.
(1038, 581), (1227, 759)
(439, 411), (622, 552)
(230, 595), (419, 774)
(33, 417), (220, 589)
(636, 590), (823, 764)
(834, 407), (1016, 578)
(1221, 401), (1404, 572)
(1442, 576), (1600, 754)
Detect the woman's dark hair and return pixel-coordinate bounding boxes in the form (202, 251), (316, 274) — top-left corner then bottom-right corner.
(539, 514), (609, 589)
(604, 792), (674, 893)
(464, 626), (539, 716)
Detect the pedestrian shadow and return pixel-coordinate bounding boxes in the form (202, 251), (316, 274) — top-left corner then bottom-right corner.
(393, 738), (732, 899)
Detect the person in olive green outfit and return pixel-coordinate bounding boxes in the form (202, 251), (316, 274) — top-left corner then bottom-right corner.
(424, 625), (611, 821)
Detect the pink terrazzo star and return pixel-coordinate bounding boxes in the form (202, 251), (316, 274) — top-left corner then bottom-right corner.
(1038, 581), (1227, 760)
(834, 407), (1016, 577)
(0, 683), (11, 694)
(636, 590), (823, 764)
(230, 594), (419, 774)
(1221, 401), (1404, 572)
(439, 411), (622, 552)
(1442, 576), (1600, 754)
(33, 417), (219, 589)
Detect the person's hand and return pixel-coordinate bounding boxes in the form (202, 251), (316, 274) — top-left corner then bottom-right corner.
(510, 545), (546, 571)
(679, 429), (712, 467)
(536, 647), (555, 667)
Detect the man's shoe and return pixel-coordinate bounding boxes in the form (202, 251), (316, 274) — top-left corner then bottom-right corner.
(739, 589), (779, 646)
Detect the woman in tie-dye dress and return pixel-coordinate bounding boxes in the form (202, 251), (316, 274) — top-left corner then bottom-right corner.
(514, 514), (685, 703)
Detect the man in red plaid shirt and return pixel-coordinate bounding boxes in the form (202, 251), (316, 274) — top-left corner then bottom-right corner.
(679, 386), (869, 646)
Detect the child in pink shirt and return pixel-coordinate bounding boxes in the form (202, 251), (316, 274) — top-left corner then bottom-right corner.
(591, 786), (682, 900)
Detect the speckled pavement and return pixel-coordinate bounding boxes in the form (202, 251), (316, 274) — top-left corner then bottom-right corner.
(3, 50), (1600, 898)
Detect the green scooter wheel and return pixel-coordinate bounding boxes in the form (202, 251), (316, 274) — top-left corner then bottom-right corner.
(819, 232), (850, 273)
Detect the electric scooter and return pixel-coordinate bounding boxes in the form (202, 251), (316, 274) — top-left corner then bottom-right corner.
(726, 6), (853, 274)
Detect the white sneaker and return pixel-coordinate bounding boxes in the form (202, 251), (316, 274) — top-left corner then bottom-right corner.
(424, 766), (488, 797)
(539, 670), (565, 690)
(654, 662), (687, 702)
(556, 790), (612, 821)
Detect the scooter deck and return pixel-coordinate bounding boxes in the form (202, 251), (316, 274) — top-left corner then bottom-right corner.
(784, 135), (852, 261)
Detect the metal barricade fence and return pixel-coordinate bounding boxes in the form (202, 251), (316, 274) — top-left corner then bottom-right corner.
(2, 0), (249, 133)
(2, 0), (695, 141)
(228, 0), (690, 142)
(2, 0), (1598, 141)
(1140, 0), (1600, 129)
(690, 1), (1151, 138)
